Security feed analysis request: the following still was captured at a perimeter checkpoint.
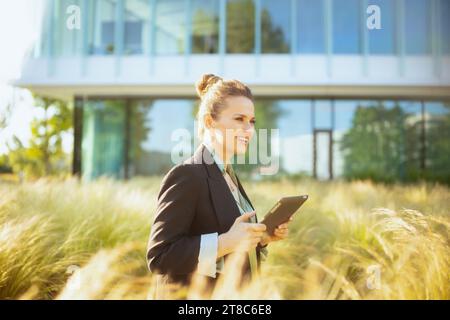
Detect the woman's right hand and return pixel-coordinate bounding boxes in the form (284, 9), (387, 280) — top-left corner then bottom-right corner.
(217, 211), (266, 257)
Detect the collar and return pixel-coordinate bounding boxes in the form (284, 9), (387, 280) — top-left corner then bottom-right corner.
(201, 135), (229, 174)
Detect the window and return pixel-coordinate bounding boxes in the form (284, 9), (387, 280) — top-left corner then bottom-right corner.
(334, 100), (424, 181)
(155, 0), (185, 55)
(227, 0), (255, 53)
(425, 102), (450, 183)
(191, 0), (220, 53)
(332, 0), (361, 54)
(297, 0), (325, 53)
(441, 0), (450, 54)
(276, 100), (313, 176)
(129, 99), (196, 176)
(405, 0), (431, 55)
(368, 0), (396, 54)
(82, 100), (126, 179)
(87, 0), (117, 55)
(123, 0), (150, 55)
(54, 0), (83, 57)
(261, 0), (291, 53)
(314, 100), (332, 129)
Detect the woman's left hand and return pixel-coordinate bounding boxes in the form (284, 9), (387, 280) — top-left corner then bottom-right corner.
(259, 218), (292, 246)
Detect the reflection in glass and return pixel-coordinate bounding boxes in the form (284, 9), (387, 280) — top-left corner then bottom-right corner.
(405, 0), (431, 55)
(124, 0), (150, 55)
(261, 0), (290, 53)
(315, 130), (332, 180)
(314, 100), (332, 129)
(82, 100), (126, 180)
(155, 0), (185, 55)
(334, 100), (423, 182)
(425, 102), (450, 183)
(368, 0), (396, 54)
(297, 0), (325, 53)
(87, 0), (117, 55)
(54, 0), (83, 56)
(276, 100), (312, 177)
(191, 0), (219, 53)
(227, 0), (255, 53)
(129, 100), (196, 177)
(441, 0), (450, 54)
(398, 101), (422, 180)
(332, 0), (361, 54)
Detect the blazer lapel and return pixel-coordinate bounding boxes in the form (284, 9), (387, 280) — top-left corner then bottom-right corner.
(192, 144), (242, 234)
(235, 173), (257, 221)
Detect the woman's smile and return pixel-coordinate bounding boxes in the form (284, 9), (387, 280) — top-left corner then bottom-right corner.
(235, 136), (249, 146)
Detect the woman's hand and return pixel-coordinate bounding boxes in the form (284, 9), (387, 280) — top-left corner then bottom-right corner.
(218, 211), (266, 258)
(259, 217), (292, 247)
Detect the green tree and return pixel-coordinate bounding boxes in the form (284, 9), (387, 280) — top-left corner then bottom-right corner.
(425, 103), (450, 184)
(7, 95), (72, 177)
(339, 102), (422, 182)
(226, 0), (290, 53)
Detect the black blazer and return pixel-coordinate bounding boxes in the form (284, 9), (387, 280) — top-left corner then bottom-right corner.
(147, 143), (266, 298)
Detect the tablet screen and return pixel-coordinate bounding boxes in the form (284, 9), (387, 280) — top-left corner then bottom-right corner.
(261, 195), (308, 235)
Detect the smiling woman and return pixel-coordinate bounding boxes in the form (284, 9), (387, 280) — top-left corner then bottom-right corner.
(146, 74), (291, 299)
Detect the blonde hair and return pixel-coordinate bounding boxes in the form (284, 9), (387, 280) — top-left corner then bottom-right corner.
(195, 74), (254, 139)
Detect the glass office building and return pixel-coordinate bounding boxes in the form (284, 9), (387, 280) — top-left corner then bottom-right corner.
(17, 0), (450, 182)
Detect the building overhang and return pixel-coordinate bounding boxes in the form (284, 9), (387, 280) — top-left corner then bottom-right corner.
(14, 55), (450, 101)
(14, 83), (450, 102)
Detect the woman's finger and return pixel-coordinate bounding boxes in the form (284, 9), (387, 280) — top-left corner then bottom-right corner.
(275, 228), (288, 237)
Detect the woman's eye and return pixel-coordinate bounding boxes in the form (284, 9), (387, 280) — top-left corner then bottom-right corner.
(234, 117), (243, 122)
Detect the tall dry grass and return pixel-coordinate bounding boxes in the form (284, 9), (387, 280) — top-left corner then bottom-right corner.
(0, 177), (448, 299)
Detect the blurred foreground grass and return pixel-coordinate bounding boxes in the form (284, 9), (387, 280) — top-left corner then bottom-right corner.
(0, 176), (448, 299)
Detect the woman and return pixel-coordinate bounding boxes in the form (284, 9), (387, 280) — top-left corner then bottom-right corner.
(147, 74), (291, 299)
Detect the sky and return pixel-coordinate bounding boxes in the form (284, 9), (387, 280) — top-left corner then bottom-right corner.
(0, 0), (45, 154)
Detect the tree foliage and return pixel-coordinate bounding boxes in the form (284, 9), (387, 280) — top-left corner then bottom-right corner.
(7, 95), (72, 178)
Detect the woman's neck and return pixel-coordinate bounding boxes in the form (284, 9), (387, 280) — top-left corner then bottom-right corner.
(204, 130), (233, 165)
(212, 142), (232, 166)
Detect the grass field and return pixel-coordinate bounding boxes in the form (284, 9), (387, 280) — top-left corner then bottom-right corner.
(0, 176), (448, 299)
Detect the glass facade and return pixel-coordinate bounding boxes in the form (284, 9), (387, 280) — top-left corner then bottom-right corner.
(191, 0), (220, 53)
(441, 0), (450, 54)
(87, 0), (118, 55)
(38, 0), (450, 58)
(155, 0), (185, 55)
(128, 99), (196, 176)
(332, 0), (362, 54)
(124, 0), (150, 55)
(368, 0), (396, 54)
(78, 97), (450, 183)
(54, 0), (83, 56)
(226, 0), (255, 53)
(261, 0), (291, 53)
(405, 0), (431, 55)
(82, 100), (126, 179)
(297, 0), (325, 53)
(33, 1), (450, 183)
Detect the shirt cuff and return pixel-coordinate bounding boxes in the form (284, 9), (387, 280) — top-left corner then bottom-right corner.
(197, 232), (219, 278)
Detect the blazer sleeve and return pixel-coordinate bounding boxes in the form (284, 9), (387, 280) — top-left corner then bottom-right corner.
(147, 164), (202, 275)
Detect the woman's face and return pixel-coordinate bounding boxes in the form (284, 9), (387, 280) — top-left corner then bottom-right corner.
(209, 96), (255, 156)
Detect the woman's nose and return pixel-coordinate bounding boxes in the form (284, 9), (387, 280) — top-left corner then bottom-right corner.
(243, 121), (254, 132)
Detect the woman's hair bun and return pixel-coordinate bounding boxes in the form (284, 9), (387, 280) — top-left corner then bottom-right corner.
(196, 74), (222, 99)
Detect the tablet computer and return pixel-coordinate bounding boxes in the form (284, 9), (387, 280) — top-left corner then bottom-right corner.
(260, 195), (308, 235)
